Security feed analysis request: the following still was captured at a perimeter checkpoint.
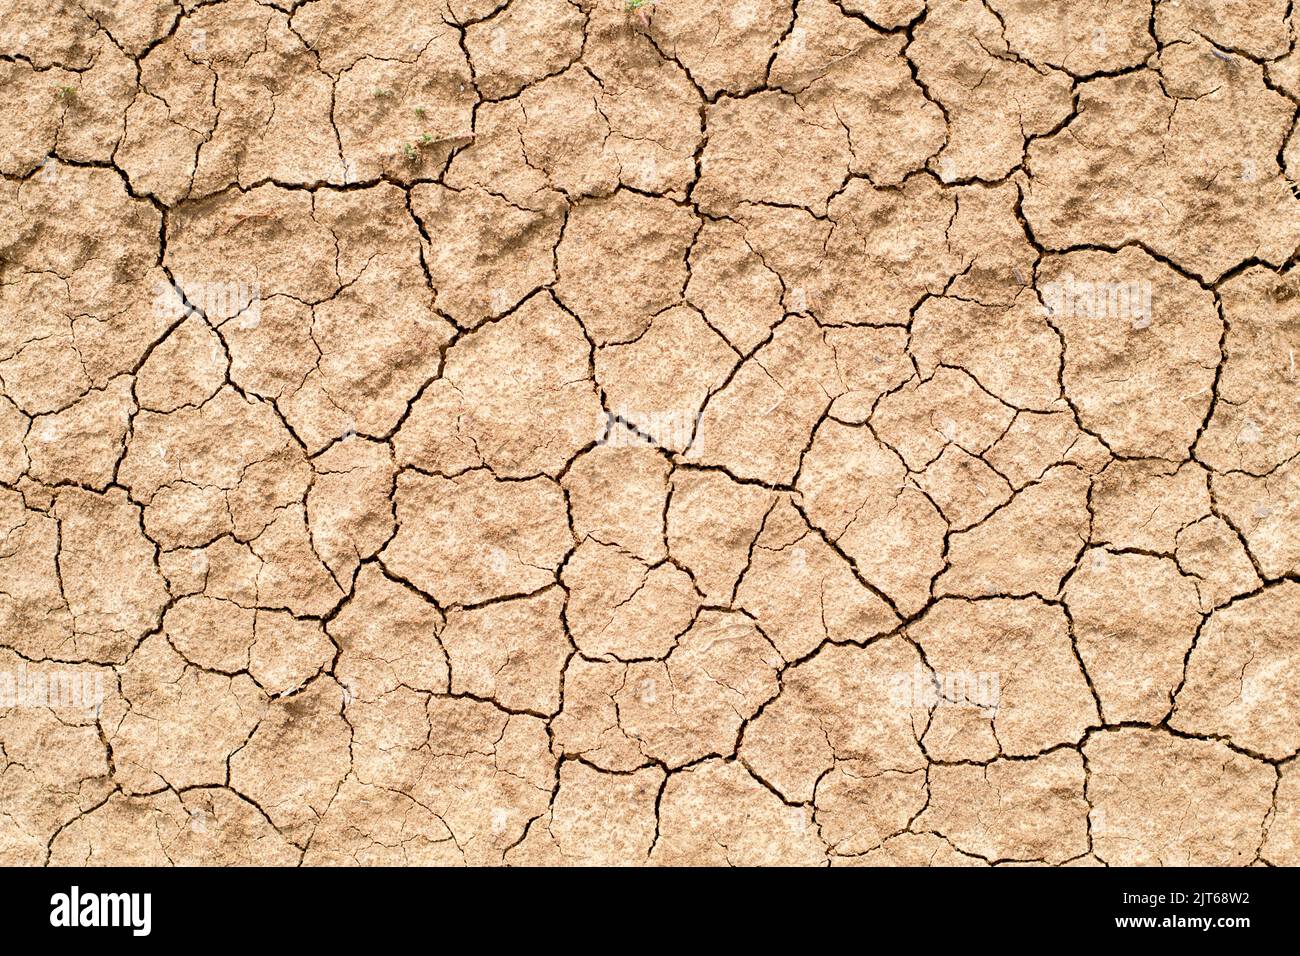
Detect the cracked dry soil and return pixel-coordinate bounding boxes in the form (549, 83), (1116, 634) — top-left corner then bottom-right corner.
(0, 0), (1299, 868)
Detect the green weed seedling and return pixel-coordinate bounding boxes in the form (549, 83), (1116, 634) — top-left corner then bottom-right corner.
(624, 0), (652, 25)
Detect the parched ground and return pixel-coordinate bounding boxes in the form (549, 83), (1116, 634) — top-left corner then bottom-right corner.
(0, 0), (1299, 867)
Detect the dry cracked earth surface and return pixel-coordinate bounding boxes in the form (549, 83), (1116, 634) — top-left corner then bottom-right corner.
(0, 0), (1299, 868)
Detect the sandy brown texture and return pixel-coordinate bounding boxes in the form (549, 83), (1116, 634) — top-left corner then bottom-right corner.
(1, 0), (1298, 867)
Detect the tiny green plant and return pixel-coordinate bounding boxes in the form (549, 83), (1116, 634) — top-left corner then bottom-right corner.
(414, 106), (427, 118)
(624, 0), (652, 25)
(419, 132), (433, 146)
(54, 85), (76, 101)
(403, 143), (418, 161)
(373, 87), (394, 98)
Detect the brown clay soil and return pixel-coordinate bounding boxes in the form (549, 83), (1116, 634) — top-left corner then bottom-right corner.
(1, 0), (1299, 866)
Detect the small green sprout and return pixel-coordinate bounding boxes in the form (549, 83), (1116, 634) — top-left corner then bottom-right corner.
(624, 0), (652, 25)
(414, 106), (427, 118)
(419, 132), (434, 146)
(54, 85), (77, 101)
(403, 142), (418, 161)
(373, 87), (394, 98)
